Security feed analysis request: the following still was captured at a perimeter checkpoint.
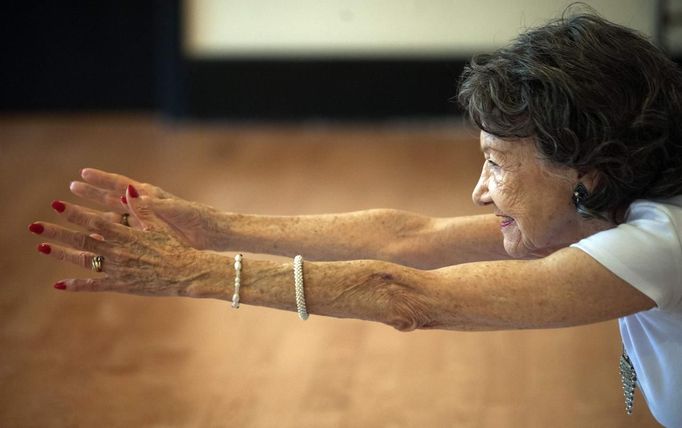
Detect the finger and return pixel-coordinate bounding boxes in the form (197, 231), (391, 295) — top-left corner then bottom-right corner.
(81, 168), (175, 201)
(53, 277), (116, 293)
(30, 221), (106, 253)
(125, 185), (171, 233)
(99, 210), (142, 229)
(81, 168), (140, 193)
(69, 181), (126, 212)
(52, 194), (140, 230)
(37, 242), (103, 271)
(52, 200), (129, 239)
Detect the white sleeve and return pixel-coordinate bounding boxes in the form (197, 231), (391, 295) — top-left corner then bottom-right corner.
(570, 201), (682, 311)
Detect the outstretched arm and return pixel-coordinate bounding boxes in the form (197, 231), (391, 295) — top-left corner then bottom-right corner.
(34, 195), (654, 331)
(72, 168), (510, 268)
(197, 247), (654, 331)
(217, 210), (510, 268)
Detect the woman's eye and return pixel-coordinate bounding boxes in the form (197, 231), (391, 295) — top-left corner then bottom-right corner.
(486, 159), (499, 168)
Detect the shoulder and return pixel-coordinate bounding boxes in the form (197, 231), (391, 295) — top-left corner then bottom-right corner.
(626, 196), (682, 224)
(571, 197), (682, 311)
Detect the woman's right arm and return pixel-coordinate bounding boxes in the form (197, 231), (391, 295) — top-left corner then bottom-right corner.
(72, 168), (510, 269)
(216, 210), (510, 268)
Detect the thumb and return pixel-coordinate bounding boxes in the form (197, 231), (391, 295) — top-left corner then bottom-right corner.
(126, 184), (170, 233)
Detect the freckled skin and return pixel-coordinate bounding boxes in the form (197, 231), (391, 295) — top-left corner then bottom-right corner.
(70, 168), (513, 269)
(41, 166), (653, 332)
(471, 131), (610, 258)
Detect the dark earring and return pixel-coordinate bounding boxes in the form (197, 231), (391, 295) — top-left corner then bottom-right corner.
(572, 183), (588, 207)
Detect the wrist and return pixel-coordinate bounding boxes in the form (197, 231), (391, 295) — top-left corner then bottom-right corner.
(188, 252), (233, 300)
(202, 208), (241, 252)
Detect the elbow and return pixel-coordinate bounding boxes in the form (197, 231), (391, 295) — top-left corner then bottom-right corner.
(381, 281), (434, 332)
(386, 316), (423, 332)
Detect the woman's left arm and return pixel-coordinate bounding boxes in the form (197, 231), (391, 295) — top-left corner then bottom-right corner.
(35, 201), (655, 331)
(229, 247), (656, 331)
(421, 248), (656, 330)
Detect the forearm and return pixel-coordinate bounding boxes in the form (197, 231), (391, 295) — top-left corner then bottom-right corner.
(195, 248), (652, 332)
(389, 214), (511, 268)
(197, 254), (430, 330)
(230, 258), (527, 332)
(207, 209), (510, 268)
(208, 208), (430, 262)
(196, 254), (543, 331)
(196, 253), (544, 332)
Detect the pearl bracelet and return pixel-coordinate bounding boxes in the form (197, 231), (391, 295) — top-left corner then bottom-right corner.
(293, 255), (309, 320)
(232, 254), (243, 309)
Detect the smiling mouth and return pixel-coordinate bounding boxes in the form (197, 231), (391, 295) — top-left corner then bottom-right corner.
(496, 215), (515, 228)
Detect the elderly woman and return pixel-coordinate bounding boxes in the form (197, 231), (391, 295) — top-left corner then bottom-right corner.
(30, 13), (681, 426)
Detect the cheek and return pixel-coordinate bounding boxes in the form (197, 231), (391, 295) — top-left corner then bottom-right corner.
(492, 177), (527, 214)
(516, 190), (575, 246)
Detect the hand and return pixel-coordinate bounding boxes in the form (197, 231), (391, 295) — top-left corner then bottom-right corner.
(70, 168), (223, 250)
(30, 196), (225, 297)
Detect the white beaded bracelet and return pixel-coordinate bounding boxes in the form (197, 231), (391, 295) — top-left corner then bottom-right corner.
(293, 255), (309, 320)
(232, 254), (243, 309)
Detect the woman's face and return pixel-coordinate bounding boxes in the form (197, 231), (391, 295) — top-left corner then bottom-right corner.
(472, 131), (585, 258)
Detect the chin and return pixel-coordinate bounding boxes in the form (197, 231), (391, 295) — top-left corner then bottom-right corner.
(501, 226), (532, 258)
(503, 241), (531, 259)
(504, 236), (563, 259)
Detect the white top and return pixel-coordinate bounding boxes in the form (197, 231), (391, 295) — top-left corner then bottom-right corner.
(571, 196), (682, 427)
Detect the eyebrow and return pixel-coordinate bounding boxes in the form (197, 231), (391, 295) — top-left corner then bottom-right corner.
(480, 141), (508, 154)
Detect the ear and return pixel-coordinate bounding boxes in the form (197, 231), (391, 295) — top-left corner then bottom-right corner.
(577, 169), (601, 192)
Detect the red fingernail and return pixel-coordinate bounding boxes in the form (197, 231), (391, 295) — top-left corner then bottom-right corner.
(120, 195), (127, 205)
(28, 222), (44, 234)
(51, 200), (66, 213)
(127, 185), (139, 198)
(54, 281), (67, 290)
(37, 243), (51, 254)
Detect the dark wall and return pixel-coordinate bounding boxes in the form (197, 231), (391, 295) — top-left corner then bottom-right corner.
(2, 2), (156, 111)
(4, 3), (678, 120)
(0, 2), (465, 120)
(185, 59), (465, 120)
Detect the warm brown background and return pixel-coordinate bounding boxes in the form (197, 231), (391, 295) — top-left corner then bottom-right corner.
(0, 115), (660, 427)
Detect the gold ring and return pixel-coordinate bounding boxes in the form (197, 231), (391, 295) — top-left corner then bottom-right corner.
(121, 213), (130, 227)
(91, 255), (104, 272)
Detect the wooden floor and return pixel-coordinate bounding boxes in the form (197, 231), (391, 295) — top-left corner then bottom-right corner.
(0, 115), (659, 427)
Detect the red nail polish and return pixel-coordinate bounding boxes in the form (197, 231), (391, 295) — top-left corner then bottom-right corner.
(37, 243), (51, 254)
(120, 195), (127, 205)
(127, 185), (139, 198)
(29, 222), (44, 234)
(51, 200), (66, 213)
(54, 281), (67, 290)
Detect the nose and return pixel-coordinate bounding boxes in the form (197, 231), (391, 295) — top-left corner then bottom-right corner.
(472, 165), (492, 206)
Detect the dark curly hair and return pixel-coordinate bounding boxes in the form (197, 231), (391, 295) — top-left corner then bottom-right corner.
(457, 11), (682, 221)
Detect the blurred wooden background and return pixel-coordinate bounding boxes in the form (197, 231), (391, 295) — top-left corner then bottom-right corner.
(0, 115), (659, 427)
